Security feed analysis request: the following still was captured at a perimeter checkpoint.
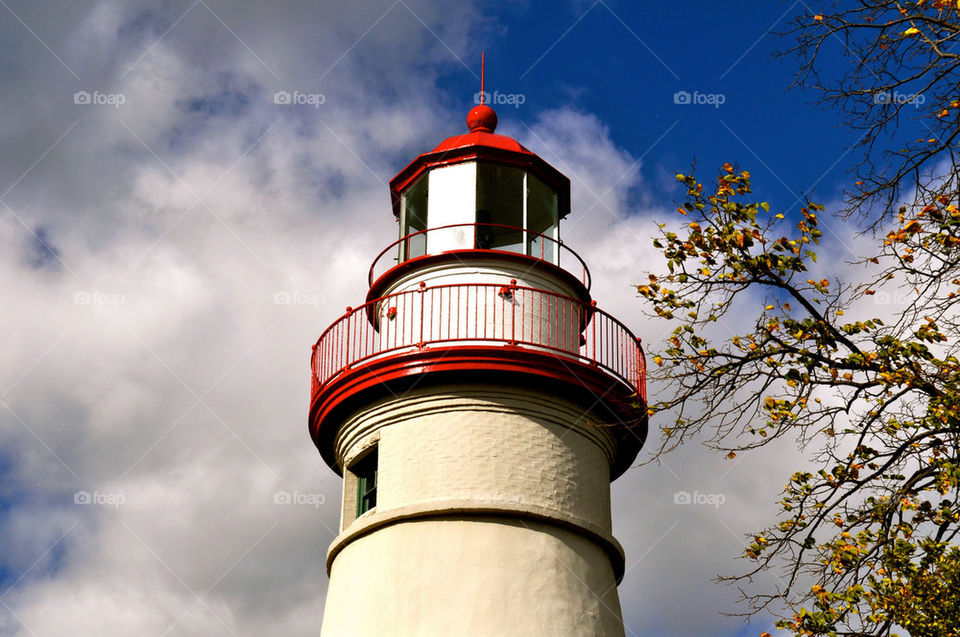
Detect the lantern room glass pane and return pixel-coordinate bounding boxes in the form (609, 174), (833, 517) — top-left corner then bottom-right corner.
(475, 163), (524, 253)
(426, 163), (477, 252)
(526, 173), (558, 263)
(400, 175), (428, 260)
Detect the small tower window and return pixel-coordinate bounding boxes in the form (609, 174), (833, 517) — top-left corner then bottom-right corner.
(353, 448), (378, 516)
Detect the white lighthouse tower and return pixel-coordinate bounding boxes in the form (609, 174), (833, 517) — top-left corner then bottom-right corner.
(309, 85), (647, 636)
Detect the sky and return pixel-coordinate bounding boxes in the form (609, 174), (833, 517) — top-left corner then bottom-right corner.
(0, 1), (901, 636)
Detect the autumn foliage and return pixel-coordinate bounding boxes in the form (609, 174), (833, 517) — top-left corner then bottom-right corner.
(640, 164), (960, 637)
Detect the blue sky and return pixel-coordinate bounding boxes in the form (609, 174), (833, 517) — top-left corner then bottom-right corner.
(0, 1), (910, 636)
(431, 1), (859, 215)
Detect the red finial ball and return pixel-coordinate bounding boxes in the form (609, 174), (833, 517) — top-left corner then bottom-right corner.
(466, 104), (497, 133)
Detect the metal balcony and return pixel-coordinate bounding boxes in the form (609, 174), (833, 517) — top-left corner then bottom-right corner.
(310, 281), (645, 404)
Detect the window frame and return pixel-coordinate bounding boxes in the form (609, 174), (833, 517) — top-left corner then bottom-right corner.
(353, 448), (378, 517)
(399, 175), (428, 261)
(524, 171), (560, 264)
(475, 163), (526, 254)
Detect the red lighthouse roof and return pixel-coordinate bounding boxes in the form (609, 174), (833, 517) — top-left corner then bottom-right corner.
(430, 103), (532, 154)
(388, 103), (571, 219)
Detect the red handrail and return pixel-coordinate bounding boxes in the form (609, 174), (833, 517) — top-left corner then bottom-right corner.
(368, 223), (592, 290)
(311, 282), (645, 403)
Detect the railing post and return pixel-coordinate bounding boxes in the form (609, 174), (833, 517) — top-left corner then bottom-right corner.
(510, 279), (517, 346)
(637, 336), (646, 403)
(418, 282), (426, 350)
(589, 300), (598, 366)
(343, 307), (352, 371)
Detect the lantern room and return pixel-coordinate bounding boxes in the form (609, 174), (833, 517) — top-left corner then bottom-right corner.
(387, 104), (572, 268)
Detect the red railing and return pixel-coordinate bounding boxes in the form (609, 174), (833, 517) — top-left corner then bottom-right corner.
(368, 223), (592, 290)
(311, 282), (645, 402)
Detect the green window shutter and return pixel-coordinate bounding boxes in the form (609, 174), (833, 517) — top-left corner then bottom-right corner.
(355, 449), (378, 517)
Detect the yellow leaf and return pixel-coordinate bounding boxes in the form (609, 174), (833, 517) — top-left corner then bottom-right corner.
(765, 304), (774, 310)
(903, 26), (920, 36)
(653, 355), (663, 366)
(726, 451), (737, 459)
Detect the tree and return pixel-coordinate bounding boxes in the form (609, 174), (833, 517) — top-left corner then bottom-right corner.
(639, 164), (960, 636)
(781, 1), (960, 226)
(639, 4), (960, 634)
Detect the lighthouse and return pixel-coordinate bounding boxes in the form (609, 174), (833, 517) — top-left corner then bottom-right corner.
(308, 87), (647, 636)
